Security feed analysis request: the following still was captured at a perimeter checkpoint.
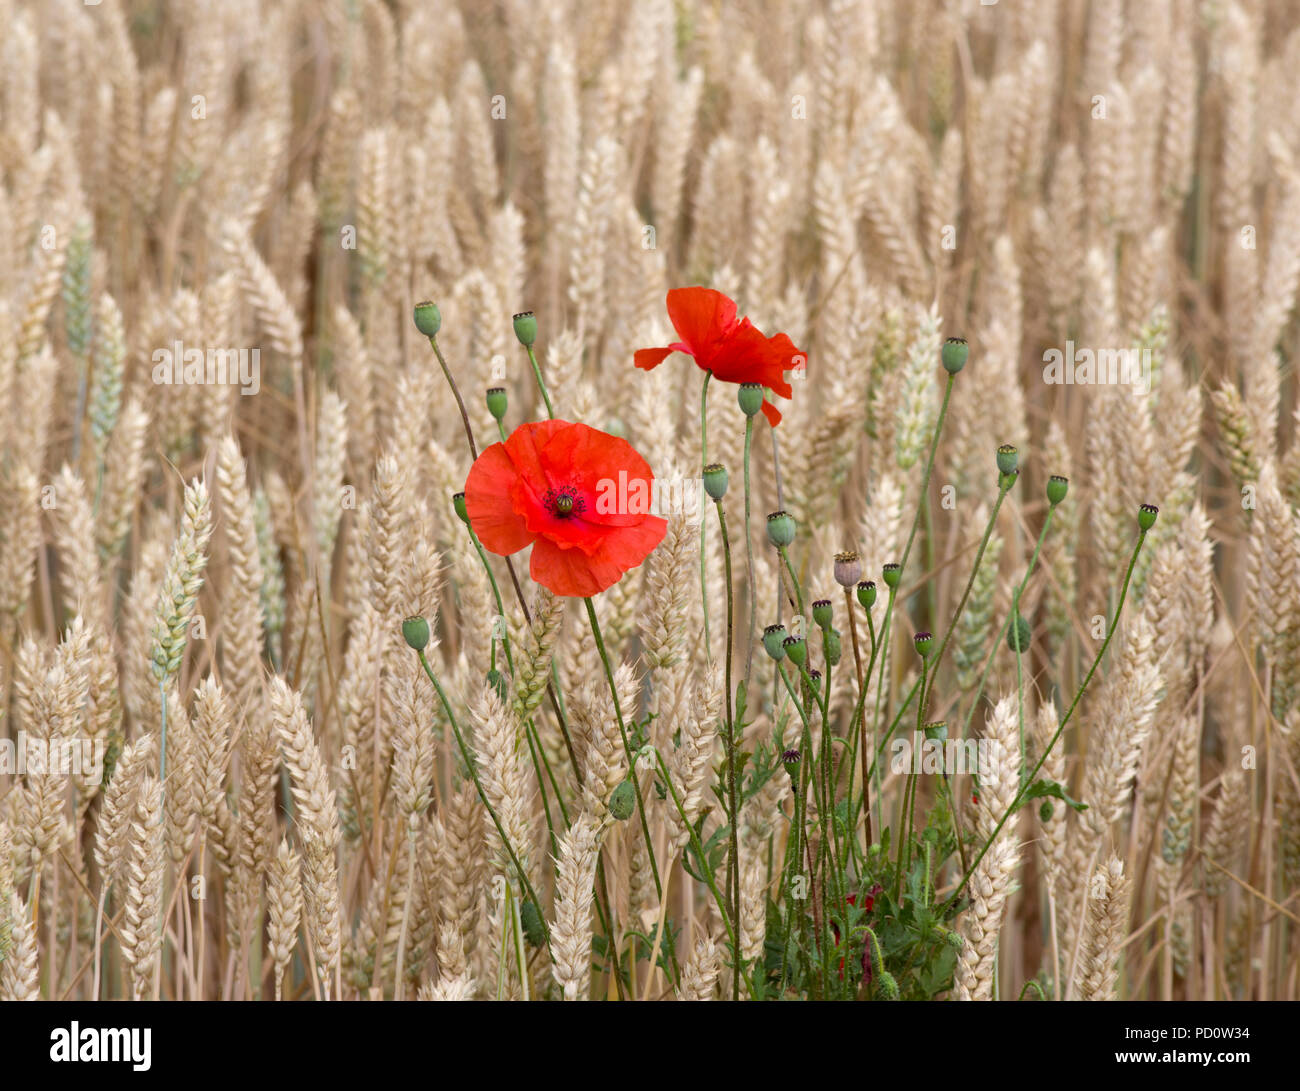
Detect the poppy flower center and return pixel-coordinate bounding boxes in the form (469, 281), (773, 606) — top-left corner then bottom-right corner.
(543, 485), (584, 519)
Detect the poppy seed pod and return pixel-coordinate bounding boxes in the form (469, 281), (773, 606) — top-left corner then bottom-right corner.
(486, 386), (508, 421)
(738, 382), (765, 417)
(512, 310), (537, 347)
(823, 628), (842, 666)
(414, 300), (442, 338)
(763, 623), (788, 660)
(1047, 474), (1069, 506)
(998, 468), (1019, 492)
(924, 720), (947, 742)
(812, 598), (833, 629)
(1138, 503), (1159, 531)
(766, 510), (796, 547)
(805, 668), (822, 696)
(703, 462), (729, 501)
(857, 580), (877, 609)
(401, 615), (430, 652)
(941, 337), (968, 374)
(452, 491), (469, 525)
(914, 631), (933, 657)
(882, 563), (902, 589)
(782, 634), (807, 668)
(834, 550), (862, 588)
(996, 444), (1019, 475)
(782, 748), (801, 767)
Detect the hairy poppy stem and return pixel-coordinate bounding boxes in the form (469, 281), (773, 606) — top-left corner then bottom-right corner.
(426, 335), (478, 459)
(414, 649), (551, 954)
(524, 344), (555, 419)
(699, 372), (712, 653)
(944, 527), (1149, 913)
(921, 473), (1014, 723)
(713, 496), (741, 1000)
(742, 417), (757, 688)
(582, 597), (681, 985)
(899, 372), (956, 578)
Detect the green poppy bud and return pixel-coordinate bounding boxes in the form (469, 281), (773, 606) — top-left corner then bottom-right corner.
(857, 580), (877, 609)
(805, 668), (822, 697)
(878, 970), (900, 1000)
(996, 444), (1018, 475)
(811, 598), (833, 630)
(881, 563), (901, 589)
(834, 550), (862, 588)
(486, 386), (508, 420)
(914, 631), (933, 658)
(414, 300), (442, 338)
(1046, 474), (1069, 506)
(1008, 614), (1031, 653)
(941, 337), (968, 374)
(1138, 503), (1159, 531)
(823, 628), (842, 666)
(782, 634), (807, 668)
(1039, 800), (1054, 823)
(766, 510), (796, 547)
(452, 491), (469, 525)
(998, 469), (1019, 492)
(762, 624), (788, 660)
(401, 615), (430, 652)
(520, 899), (547, 948)
(703, 462), (729, 501)
(512, 310), (537, 347)
(608, 779), (636, 821)
(738, 382), (764, 417)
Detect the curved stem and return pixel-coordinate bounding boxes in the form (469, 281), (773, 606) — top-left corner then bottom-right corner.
(427, 336), (477, 459)
(525, 345), (555, 419)
(944, 528), (1149, 911)
(699, 372), (712, 652)
(743, 417), (757, 688)
(713, 497), (741, 1000)
(414, 650), (549, 950)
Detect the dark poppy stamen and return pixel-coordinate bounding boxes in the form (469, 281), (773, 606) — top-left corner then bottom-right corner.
(543, 485), (585, 518)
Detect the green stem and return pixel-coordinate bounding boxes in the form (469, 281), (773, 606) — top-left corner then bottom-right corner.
(652, 747), (757, 996)
(582, 597), (679, 983)
(699, 372), (712, 652)
(525, 344), (555, 419)
(899, 373), (956, 577)
(713, 497), (741, 1001)
(428, 336), (478, 459)
(944, 527), (1149, 912)
(923, 474), (1013, 722)
(777, 545), (806, 622)
(743, 417), (757, 688)
(414, 649), (550, 952)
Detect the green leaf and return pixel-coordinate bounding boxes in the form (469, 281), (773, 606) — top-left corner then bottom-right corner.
(1021, 777), (1088, 812)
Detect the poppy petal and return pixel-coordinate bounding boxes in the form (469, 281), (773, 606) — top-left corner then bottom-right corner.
(665, 286), (736, 361)
(633, 346), (675, 371)
(464, 442), (535, 555)
(529, 535), (628, 597)
(760, 398), (783, 427)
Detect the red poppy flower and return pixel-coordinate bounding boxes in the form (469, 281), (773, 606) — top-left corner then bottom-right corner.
(633, 287), (803, 427)
(463, 419), (668, 598)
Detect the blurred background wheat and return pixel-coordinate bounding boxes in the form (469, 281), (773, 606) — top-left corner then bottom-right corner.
(0, 0), (1298, 1001)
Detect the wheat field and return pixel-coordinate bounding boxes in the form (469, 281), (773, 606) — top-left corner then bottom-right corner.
(0, 0), (1297, 1003)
